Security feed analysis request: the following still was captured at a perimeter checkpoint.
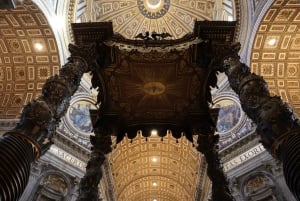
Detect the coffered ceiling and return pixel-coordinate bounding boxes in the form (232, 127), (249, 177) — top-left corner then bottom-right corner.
(251, 0), (300, 115)
(101, 48), (211, 125)
(96, 0), (214, 40)
(2, 0), (300, 201)
(109, 133), (209, 201)
(75, 0), (234, 40)
(0, 3), (60, 119)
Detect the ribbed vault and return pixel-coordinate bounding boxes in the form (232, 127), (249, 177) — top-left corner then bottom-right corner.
(251, 0), (300, 115)
(0, 3), (60, 119)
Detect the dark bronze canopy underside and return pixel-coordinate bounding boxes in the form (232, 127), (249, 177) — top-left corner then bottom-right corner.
(71, 21), (236, 141)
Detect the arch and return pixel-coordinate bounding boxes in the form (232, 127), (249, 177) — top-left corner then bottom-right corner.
(32, 0), (70, 63)
(32, 169), (73, 201)
(0, 2), (60, 119)
(245, 0), (274, 64)
(240, 171), (284, 201)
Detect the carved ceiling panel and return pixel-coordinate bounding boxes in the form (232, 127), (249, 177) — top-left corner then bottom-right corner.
(251, 0), (300, 115)
(103, 49), (209, 124)
(109, 133), (209, 201)
(0, 3), (60, 119)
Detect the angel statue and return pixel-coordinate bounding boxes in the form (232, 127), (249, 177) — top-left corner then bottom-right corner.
(134, 31), (151, 40)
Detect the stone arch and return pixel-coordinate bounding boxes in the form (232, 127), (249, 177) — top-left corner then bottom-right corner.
(240, 171), (284, 201)
(32, 169), (73, 201)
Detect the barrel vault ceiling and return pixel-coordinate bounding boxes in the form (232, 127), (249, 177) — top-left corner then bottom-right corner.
(251, 0), (300, 115)
(1, 0), (300, 201)
(110, 134), (208, 201)
(0, 3), (60, 119)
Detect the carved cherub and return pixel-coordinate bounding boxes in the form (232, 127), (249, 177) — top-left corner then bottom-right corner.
(134, 31), (150, 40)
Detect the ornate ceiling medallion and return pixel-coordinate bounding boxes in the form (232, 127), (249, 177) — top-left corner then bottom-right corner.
(137, 0), (170, 19)
(143, 82), (166, 96)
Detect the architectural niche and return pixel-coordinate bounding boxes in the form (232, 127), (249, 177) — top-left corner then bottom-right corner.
(33, 172), (70, 201)
(242, 173), (277, 200)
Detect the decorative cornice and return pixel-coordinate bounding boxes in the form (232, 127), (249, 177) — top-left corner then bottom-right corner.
(233, 0), (241, 42)
(67, 0), (76, 44)
(223, 143), (266, 172)
(105, 33), (203, 53)
(47, 145), (87, 172)
(54, 132), (90, 162)
(0, 119), (19, 130)
(220, 132), (260, 162)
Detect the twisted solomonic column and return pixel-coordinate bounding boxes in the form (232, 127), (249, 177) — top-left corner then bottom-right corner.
(196, 118), (235, 201)
(214, 43), (300, 200)
(197, 134), (235, 201)
(0, 44), (97, 201)
(77, 126), (112, 201)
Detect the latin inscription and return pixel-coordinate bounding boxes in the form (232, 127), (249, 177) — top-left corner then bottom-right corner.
(49, 146), (86, 171)
(223, 144), (265, 172)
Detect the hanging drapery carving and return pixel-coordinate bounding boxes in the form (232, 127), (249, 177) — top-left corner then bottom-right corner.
(0, 44), (96, 201)
(214, 42), (300, 200)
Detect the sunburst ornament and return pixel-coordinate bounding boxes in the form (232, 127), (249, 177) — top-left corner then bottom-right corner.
(143, 82), (166, 96)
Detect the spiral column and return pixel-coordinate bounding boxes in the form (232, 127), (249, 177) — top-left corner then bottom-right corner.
(196, 123), (235, 201)
(281, 130), (300, 199)
(214, 43), (300, 200)
(0, 44), (97, 201)
(77, 125), (112, 201)
(0, 135), (35, 201)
